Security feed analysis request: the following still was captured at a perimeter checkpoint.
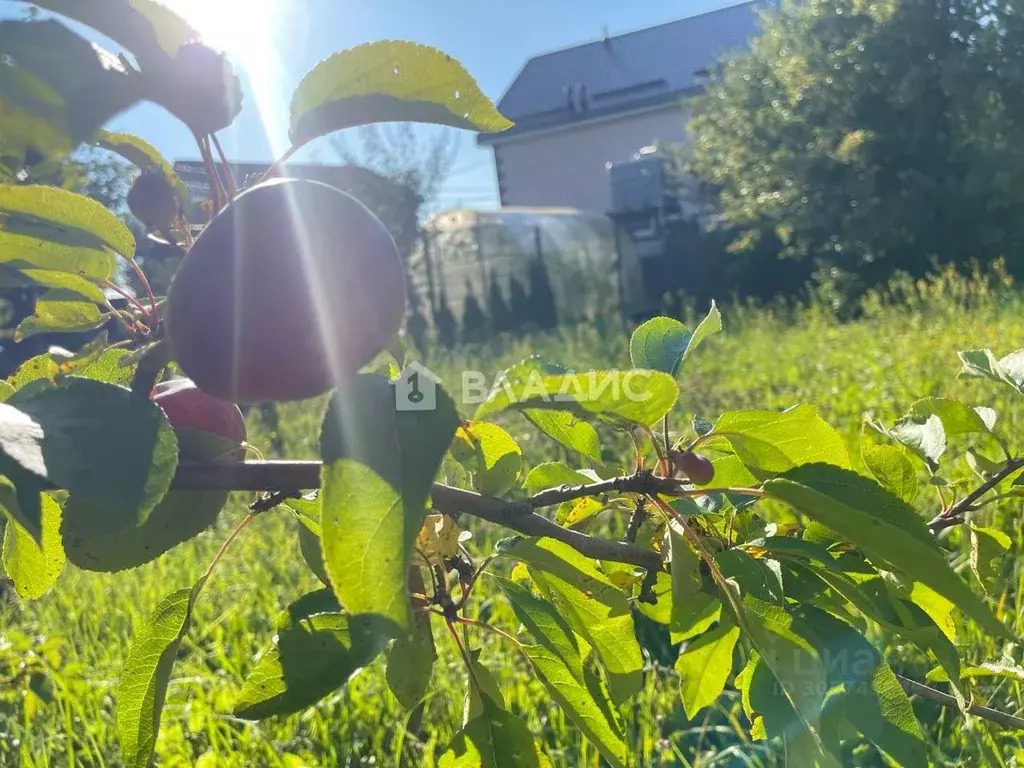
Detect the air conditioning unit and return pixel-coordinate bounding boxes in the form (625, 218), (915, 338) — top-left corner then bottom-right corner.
(608, 154), (667, 214)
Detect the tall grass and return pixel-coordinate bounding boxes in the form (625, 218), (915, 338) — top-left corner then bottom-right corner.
(3, 264), (1024, 766)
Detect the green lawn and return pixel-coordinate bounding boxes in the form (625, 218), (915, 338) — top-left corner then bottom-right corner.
(4, 265), (1024, 767)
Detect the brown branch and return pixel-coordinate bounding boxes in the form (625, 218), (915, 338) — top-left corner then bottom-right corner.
(526, 470), (683, 508)
(896, 674), (1024, 731)
(927, 457), (1024, 533)
(431, 485), (663, 571)
(169, 461), (663, 571)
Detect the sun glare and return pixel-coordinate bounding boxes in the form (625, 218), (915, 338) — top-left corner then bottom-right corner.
(168, 0), (280, 59)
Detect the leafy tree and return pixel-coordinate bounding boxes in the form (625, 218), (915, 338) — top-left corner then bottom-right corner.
(508, 273), (532, 333)
(487, 271), (513, 334)
(527, 255), (558, 330)
(432, 286), (458, 348)
(460, 281), (489, 344)
(688, 0), (1024, 297)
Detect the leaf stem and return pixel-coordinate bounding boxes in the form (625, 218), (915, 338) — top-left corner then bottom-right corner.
(195, 132), (225, 213)
(103, 280), (151, 319)
(260, 144), (300, 182)
(457, 616), (525, 650)
(210, 132), (238, 198)
(444, 617), (484, 697)
(200, 513), (255, 585)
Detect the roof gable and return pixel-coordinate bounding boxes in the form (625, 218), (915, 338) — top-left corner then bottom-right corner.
(484, 1), (768, 142)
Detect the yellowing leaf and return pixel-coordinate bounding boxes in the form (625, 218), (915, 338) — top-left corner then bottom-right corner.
(1, 492), (64, 599)
(413, 513), (461, 566)
(291, 41), (513, 147)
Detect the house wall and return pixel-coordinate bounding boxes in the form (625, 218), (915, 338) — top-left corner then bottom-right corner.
(493, 105), (691, 213)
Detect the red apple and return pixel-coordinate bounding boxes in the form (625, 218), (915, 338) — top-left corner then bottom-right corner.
(152, 377), (246, 445)
(671, 449), (715, 486)
(164, 177), (407, 403)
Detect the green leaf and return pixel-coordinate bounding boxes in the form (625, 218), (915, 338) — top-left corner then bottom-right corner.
(294, 507), (330, 586)
(888, 414), (947, 467)
(670, 528), (701, 605)
(1, 379), (177, 533)
(499, 537), (644, 704)
(320, 374), (459, 635)
(451, 421), (523, 496)
(15, 288), (105, 340)
(521, 410), (601, 463)
(793, 606), (926, 768)
(676, 619), (740, 719)
(764, 464), (1009, 639)
(0, 184), (135, 259)
(439, 697), (544, 768)
(6, 341), (134, 392)
(0, 382), (13, 402)
(707, 454), (760, 488)
(94, 130), (193, 217)
(904, 397), (991, 437)
(290, 41), (513, 147)
(522, 462), (592, 494)
(683, 301), (723, 364)
(0, 19), (143, 152)
(671, 593), (723, 644)
(0, 473), (40, 540)
(958, 348), (1024, 395)
(861, 444), (918, 503)
(804, 564), (962, 686)
(705, 404), (851, 472)
(0, 225), (115, 281)
(476, 368), (679, 428)
(740, 597), (832, 763)
(233, 612), (393, 719)
(26, 0), (198, 68)
(117, 583), (200, 768)
(0, 264), (107, 305)
(748, 536), (844, 575)
(463, 649), (505, 724)
(716, 550), (783, 604)
(970, 526), (1011, 596)
(61, 431), (234, 573)
(386, 612), (435, 710)
(0, 378), (177, 531)
(629, 317), (691, 376)
(498, 577), (627, 768)
(1, 491), (64, 599)
(0, 63), (72, 174)
(627, 306), (721, 378)
(975, 406), (998, 431)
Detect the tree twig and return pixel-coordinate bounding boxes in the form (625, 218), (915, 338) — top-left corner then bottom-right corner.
(927, 457), (1024, 532)
(526, 471), (683, 508)
(166, 461), (663, 571)
(896, 674), (1024, 731)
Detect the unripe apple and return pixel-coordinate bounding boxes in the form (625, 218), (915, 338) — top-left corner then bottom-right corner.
(152, 377), (246, 447)
(127, 171), (180, 232)
(164, 177), (407, 403)
(670, 449), (715, 486)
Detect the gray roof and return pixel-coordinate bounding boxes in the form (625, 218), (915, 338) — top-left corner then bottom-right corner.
(479, 1), (768, 144)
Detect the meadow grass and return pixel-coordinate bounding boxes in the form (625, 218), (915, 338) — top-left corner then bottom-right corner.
(4, 264), (1024, 767)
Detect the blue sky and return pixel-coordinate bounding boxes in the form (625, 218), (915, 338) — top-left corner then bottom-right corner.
(10, 0), (745, 211)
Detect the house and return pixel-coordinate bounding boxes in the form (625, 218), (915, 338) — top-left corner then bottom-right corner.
(477, 1), (768, 214)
